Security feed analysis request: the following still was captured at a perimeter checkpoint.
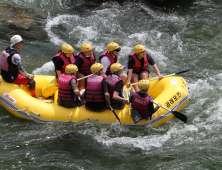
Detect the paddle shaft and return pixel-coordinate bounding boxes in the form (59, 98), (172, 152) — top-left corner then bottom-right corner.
(77, 74), (93, 81)
(130, 69), (190, 86)
(109, 105), (122, 125)
(122, 92), (132, 109)
(153, 101), (172, 112)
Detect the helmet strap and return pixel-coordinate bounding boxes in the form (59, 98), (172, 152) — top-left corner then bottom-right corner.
(110, 51), (115, 56)
(141, 89), (148, 93)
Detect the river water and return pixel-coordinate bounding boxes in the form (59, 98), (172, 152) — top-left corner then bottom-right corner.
(0, 0), (222, 169)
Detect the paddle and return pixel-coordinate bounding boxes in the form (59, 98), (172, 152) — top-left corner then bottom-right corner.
(123, 60), (127, 70)
(77, 74), (93, 81)
(122, 92), (142, 124)
(130, 69), (190, 86)
(109, 105), (122, 125)
(153, 101), (187, 123)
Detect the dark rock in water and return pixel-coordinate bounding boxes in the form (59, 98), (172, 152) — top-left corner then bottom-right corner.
(0, 3), (34, 30)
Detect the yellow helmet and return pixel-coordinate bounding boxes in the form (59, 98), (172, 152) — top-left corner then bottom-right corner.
(138, 80), (150, 90)
(134, 44), (146, 53)
(91, 63), (103, 74)
(81, 43), (93, 52)
(61, 44), (74, 54)
(65, 64), (78, 74)
(110, 63), (123, 73)
(107, 42), (121, 52)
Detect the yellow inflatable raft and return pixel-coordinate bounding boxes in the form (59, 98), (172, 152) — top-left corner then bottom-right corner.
(0, 75), (190, 127)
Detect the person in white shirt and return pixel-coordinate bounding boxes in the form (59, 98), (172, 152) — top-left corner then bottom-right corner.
(99, 42), (127, 84)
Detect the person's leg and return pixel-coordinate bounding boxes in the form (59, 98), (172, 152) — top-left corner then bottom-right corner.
(26, 79), (36, 97)
(76, 72), (85, 91)
(12, 74), (29, 85)
(139, 71), (149, 80)
(12, 74), (37, 97)
(131, 73), (139, 91)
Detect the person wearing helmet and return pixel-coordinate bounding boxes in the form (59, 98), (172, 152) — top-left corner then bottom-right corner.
(127, 44), (163, 91)
(57, 64), (85, 108)
(74, 43), (96, 90)
(106, 63), (129, 110)
(52, 44), (75, 80)
(0, 35), (41, 99)
(129, 80), (162, 120)
(99, 42), (127, 84)
(84, 63), (111, 112)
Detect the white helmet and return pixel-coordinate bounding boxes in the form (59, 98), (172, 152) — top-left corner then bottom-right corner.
(10, 35), (24, 46)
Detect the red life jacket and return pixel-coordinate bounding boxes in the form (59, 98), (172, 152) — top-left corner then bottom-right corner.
(132, 92), (151, 119)
(75, 52), (95, 75)
(58, 73), (78, 100)
(99, 50), (118, 75)
(129, 52), (148, 73)
(106, 74), (123, 104)
(85, 75), (105, 103)
(53, 52), (76, 74)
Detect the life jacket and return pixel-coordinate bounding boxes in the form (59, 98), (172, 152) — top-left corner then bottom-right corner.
(0, 47), (19, 76)
(85, 75), (105, 103)
(106, 74), (123, 104)
(75, 52), (95, 75)
(132, 92), (151, 119)
(129, 52), (148, 73)
(52, 52), (75, 74)
(99, 50), (118, 75)
(58, 73), (78, 100)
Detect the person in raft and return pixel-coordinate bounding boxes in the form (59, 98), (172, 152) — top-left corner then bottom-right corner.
(99, 42), (127, 84)
(74, 43), (96, 90)
(0, 35), (41, 99)
(129, 80), (162, 120)
(84, 63), (111, 112)
(57, 64), (85, 108)
(52, 44), (75, 80)
(127, 44), (163, 91)
(106, 63), (129, 110)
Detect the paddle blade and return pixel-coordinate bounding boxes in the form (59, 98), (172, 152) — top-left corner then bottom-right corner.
(172, 111), (187, 123)
(123, 60), (127, 71)
(175, 69), (190, 75)
(131, 110), (142, 124)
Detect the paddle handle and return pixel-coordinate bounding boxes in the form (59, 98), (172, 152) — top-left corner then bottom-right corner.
(77, 74), (93, 81)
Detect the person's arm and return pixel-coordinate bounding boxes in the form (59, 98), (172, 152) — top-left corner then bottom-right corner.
(151, 64), (163, 79)
(127, 56), (135, 86)
(102, 79), (111, 105)
(11, 54), (32, 79)
(149, 96), (161, 114)
(56, 70), (61, 78)
(70, 78), (80, 96)
(113, 81), (129, 104)
(147, 54), (163, 79)
(54, 57), (64, 78)
(127, 69), (133, 87)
